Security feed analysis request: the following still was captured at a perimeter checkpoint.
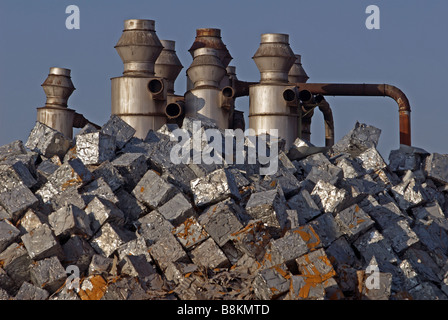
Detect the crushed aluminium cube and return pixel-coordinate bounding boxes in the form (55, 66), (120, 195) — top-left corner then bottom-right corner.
(334, 204), (375, 241)
(92, 161), (125, 192)
(0, 164), (39, 222)
(132, 170), (177, 209)
(157, 193), (196, 226)
(15, 281), (49, 300)
(137, 210), (174, 246)
(190, 168), (241, 207)
(89, 222), (136, 257)
(253, 264), (291, 300)
(308, 213), (343, 248)
(25, 121), (72, 159)
(310, 180), (349, 214)
(189, 238), (230, 269)
(148, 233), (190, 271)
(424, 153), (448, 185)
(0, 219), (20, 253)
(245, 188), (289, 230)
(198, 198), (244, 247)
(296, 248), (336, 282)
(21, 224), (64, 261)
(111, 152), (148, 191)
(100, 115), (136, 150)
(173, 217), (209, 250)
(30, 256), (67, 294)
(356, 147), (387, 173)
(0, 243), (32, 287)
(62, 235), (96, 273)
(116, 236), (152, 263)
(287, 189), (321, 225)
(88, 254), (113, 276)
(76, 132), (116, 165)
(381, 219), (419, 253)
(330, 121), (381, 158)
(48, 204), (92, 239)
(84, 196), (125, 234)
(391, 170), (428, 210)
(119, 254), (156, 278)
(80, 177), (118, 205)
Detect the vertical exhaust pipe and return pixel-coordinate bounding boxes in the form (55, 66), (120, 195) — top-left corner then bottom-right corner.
(111, 19), (168, 139)
(37, 67), (76, 139)
(249, 33), (300, 148)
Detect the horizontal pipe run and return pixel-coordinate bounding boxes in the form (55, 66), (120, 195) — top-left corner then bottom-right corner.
(294, 83), (412, 146)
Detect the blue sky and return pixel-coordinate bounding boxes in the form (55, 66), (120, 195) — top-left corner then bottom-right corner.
(1, 0), (447, 158)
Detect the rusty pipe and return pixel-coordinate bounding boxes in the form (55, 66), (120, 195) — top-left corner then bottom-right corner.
(294, 83), (412, 146)
(233, 79), (258, 98)
(315, 95), (334, 147)
(165, 100), (185, 120)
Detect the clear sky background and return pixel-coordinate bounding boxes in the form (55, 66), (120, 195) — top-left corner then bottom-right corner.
(1, 0), (447, 159)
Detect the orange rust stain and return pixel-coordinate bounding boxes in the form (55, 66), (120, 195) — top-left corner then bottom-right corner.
(140, 187), (145, 193)
(355, 205), (360, 213)
(78, 275), (107, 300)
(273, 265), (290, 280)
(270, 180), (277, 187)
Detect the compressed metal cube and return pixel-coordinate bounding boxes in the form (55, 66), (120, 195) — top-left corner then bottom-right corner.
(100, 115), (136, 150)
(0, 288), (11, 300)
(173, 217), (209, 249)
(148, 233), (189, 271)
(253, 264), (291, 299)
(30, 256), (66, 294)
(92, 161), (125, 192)
(132, 170), (177, 209)
(305, 164), (343, 188)
(119, 254), (156, 278)
(297, 153), (331, 176)
(413, 219), (448, 254)
(111, 152), (148, 192)
(286, 274), (326, 300)
(89, 222), (136, 257)
(2, 161), (37, 190)
(296, 248), (336, 281)
(76, 132), (116, 165)
(0, 266), (17, 297)
(331, 121), (381, 158)
(389, 145), (428, 173)
(404, 248), (440, 283)
(230, 221), (273, 262)
(291, 224), (323, 252)
(381, 219), (419, 253)
(161, 164), (199, 195)
(335, 156), (363, 179)
(190, 168), (240, 207)
(308, 213), (343, 247)
(340, 175), (385, 201)
(360, 194), (408, 227)
(15, 281), (49, 300)
(80, 177), (118, 205)
(0, 219), (20, 253)
(287, 189), (321, 225)
(21, 224), (63, 261)
(0, 164), (38, 222)
(263, 166), (302, 198)
(264, 228), (309, 269)
(157, 193), (195, 226)
(25, 121), (72, 159)
(0, 140), (27, 160)
(48, 204), (92, 239)
(353, 229), (398, 274)
(391, 171), (428, 210)
(0, 243), (32, 287)
(409, 282), (448, 300)
(137, 210), (174, 246)
(101, 276), (149, 300)
(199, 198), (244, 247)
(189, 238), (230, 269)
(115, 188), (147, 223)
(245, 188), (288, 231)
(49, 186), (87, 214)
(326, 237), (356, 268)
(88, 254), (113, 276)
(424, 153), (448, 185)
(310, 180), (349, 214)
(36, 158), (93, 204)
(357, 270), (392, 300)
(85, 196), (125, 234)
(62, 235), (96, 273)
(36, 159), (59, 185)
(334, 204), (374, 241)
(413, 201), (448, 231)
(356, 147), (387, 173)
(116, 236), (152, 263)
